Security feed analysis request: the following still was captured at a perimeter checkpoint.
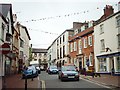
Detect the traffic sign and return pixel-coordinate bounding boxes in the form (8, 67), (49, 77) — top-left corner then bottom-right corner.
(0, 43), (10, 54)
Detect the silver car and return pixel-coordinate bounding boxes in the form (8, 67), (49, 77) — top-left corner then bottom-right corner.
(58, 65), (79, 81)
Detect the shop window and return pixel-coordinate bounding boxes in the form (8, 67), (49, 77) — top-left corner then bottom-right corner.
(117, 56), (120, 72)
(99, 58), (107, 72)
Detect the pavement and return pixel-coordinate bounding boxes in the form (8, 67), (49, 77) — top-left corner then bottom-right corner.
(80, 74), (120, 89)
(0, 73), (120, 90)
(1, 73), (41, 90)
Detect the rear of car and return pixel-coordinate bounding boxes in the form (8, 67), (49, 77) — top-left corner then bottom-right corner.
(48, 65), (58, 74)
(58, 65), (79, 81)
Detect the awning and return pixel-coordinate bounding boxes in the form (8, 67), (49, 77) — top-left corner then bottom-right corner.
(97, 52), (120, 58)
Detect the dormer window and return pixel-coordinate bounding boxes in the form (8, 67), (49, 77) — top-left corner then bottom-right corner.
(74, 29), (78, 35)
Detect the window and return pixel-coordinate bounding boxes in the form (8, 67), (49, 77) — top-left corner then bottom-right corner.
(63, 46), (65, 57)
(20, 51), (23, 59)
(84, 38), (87, 48)
(57, 49), (59, 59)
(57, 40), (59, 46)
(74, 42), (77, 51)
(79, 39), (82, 49)
(117, 56), (120, 72)
(39, 59), (41, 64)
(63, 35), (65, 42)
(116, 15), (120, 27)
(39, 53), (41, 56)
(1, 23), (5, 41)
(101, 39), (105, 51)
(99, 58), (107, 72)
(118, 34), (120, 48)
(44, 53), (46, 56)
(100, 24), (104, 34)
(74, 29), (78, 35)
(60, 48), (62, 58)
(20, 38), (24, 48)
(60, 37), (61, 44)
(89, 54), (93, 66)
(70, 43), (73, 52)
(88, 36), (92, 46)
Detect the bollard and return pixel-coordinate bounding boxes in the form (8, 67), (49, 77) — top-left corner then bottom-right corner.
(25, 75), (27, 90)
(31, 71), (33, 81)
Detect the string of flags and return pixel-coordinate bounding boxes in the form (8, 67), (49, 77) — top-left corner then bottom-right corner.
(19, 2), (118, 23)
(28, 28), (59, 35)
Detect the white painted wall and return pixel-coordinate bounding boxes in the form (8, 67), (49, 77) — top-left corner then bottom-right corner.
(19, 26), (30, 66)
(94, 12), (120, 72)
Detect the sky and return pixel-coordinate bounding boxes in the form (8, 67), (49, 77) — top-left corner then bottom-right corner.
(1, 0), (120, 49)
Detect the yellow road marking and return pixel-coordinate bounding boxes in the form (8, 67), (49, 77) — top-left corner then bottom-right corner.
(41, 80), (46, 90)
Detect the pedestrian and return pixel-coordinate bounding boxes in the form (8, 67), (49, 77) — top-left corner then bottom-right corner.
(83, 68), (86, 76)
(92, 67), (95, 78)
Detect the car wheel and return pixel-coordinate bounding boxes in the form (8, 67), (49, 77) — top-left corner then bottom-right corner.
(76, 78), (79, 81)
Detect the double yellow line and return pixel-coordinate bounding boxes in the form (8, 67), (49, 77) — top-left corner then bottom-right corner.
(41, 80), (46, 90)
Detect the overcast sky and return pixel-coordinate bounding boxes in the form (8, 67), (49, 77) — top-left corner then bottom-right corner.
(1, 0), (120, 49)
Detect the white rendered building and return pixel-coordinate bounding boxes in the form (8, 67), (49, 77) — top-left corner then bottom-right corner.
(94, 11), (120, 75)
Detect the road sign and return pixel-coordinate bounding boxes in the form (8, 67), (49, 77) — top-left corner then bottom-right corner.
(0, 43), (10, 54)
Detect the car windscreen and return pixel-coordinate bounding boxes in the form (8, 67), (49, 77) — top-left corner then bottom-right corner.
(50, 66), (57, 69)
(62, 66), (76, 71)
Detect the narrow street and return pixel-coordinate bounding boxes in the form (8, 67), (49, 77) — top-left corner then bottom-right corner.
(39, 71), (111, 89)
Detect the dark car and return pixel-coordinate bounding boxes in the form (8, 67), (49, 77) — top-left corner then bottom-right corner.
(48, 65), (58, 74)
(22, 65), (38, 79)
(58, 65), (79, 81)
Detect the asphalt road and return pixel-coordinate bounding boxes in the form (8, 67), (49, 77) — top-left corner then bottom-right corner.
(39, 71), (111, 89)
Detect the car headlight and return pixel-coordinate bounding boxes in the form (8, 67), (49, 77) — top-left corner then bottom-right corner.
(63, 73), (67, 76)
(75, 73), (79, 76)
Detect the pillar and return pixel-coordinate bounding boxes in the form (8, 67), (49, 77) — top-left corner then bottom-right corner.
(106, 58), (111, 72)
(114, 57), (117, 73)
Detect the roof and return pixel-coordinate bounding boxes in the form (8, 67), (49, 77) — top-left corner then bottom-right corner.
(20, 24), (31, 40)
(0, 4), (14, 34)
(95, 10), (120, 26)
(0, 4), (11, 18)
(32, 48), (47, 53)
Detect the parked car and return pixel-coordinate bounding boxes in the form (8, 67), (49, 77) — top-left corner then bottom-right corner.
(58, 65), (79, 81)
(22, 65), (38, 79)
(35, 66), (41, 74)
(48, 65), (58, 74)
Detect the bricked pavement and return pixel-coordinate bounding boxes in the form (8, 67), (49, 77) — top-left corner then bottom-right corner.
(1, 73), (41, 89)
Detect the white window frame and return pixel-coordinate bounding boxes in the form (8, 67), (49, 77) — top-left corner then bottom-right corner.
(84, 38), (87, 48)
(74, 42), (77, 51)
(88, 36), (92, 46)
(116, 15), (120, 27)
(79, 39), (82, 50)
(100, 39), (105, 52)
(99, 58), (107, 72)
(89, 54), (93, 66)
(100, 24), (104, 34)
(70, 43), (73, 52)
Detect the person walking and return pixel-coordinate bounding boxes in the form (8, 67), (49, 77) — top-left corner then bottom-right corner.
(83, 68), (86, 76)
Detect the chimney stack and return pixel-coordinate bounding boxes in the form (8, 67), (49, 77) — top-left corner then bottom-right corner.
(104, 5), (114, 17)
